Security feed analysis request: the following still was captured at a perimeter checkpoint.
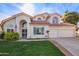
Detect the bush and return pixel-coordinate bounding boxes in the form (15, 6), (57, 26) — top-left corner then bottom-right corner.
(4, 32), (19, 41)
(0, 32), (5, 39)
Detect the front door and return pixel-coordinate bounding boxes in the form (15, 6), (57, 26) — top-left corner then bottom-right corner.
(22, 29), (27, 39)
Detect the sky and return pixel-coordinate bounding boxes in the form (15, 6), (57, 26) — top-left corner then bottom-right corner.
(0, 3), (79, 21)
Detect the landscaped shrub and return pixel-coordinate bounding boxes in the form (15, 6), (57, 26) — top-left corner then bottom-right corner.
(0, 32), (5, 39)
(4, 32), (19, 41)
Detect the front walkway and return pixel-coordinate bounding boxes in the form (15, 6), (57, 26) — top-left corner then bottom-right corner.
(49, 37), (79, 56)
(18, 39), (48, 41)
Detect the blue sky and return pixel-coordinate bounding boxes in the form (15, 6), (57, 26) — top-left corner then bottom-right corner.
(0, 3), (79, 20)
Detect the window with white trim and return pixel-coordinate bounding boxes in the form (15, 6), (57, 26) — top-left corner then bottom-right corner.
(33, 27), (44, 35)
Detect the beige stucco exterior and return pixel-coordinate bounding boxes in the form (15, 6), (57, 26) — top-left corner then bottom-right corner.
(0, 12), (76, 39)
(3, 18), (16, 32)
(0, 21), (2, 33)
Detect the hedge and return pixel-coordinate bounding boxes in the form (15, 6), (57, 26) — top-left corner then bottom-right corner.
(0, 32), (5, 39)
(4, 32), (19, 41)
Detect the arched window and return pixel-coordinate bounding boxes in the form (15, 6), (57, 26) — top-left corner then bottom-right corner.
(52, 17), (59, 24)
(38, 18), (41, 21)
(22, 22), (27, 27)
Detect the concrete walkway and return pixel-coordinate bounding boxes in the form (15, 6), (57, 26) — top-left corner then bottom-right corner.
(17, 39), (48, 41)
(49, 38), (79, 56)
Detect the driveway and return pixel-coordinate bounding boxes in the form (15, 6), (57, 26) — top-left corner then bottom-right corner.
(49, 37), (79, 56)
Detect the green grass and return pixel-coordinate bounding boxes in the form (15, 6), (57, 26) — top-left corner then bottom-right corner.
(0, 41), (65, 56)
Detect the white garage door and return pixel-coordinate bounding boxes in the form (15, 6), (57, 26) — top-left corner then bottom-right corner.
(49, 30), (58, 38)
(58, 29), (74, 37)
(49, 29), (75, 38)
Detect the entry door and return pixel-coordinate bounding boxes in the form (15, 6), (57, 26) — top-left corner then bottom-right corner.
(22, 29), (27, 39)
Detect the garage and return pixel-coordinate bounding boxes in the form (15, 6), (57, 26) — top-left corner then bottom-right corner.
(49, 25), (76, 38)
(58, 29), (75, 37)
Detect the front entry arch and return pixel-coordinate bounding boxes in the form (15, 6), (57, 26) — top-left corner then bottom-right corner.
(19, 20), (27, 39)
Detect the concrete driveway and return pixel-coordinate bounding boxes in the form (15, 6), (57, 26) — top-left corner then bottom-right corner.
(49, 37), (79, 56)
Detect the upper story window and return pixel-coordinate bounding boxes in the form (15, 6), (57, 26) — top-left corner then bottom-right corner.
(52, 17), (59, 24)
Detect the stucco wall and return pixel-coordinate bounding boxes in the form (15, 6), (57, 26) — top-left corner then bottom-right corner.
(3, 15), (31, 38)
(16, 15), (31, 38)
(3, 18), (16, 32)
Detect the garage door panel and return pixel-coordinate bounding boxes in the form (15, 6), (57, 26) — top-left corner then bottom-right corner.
(49, 29), (75, 38)
(58, 29), (74, 37)
(49, 30), (58, 38)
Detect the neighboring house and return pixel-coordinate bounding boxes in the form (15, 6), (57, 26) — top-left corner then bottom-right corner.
(0, 12), (76, 39)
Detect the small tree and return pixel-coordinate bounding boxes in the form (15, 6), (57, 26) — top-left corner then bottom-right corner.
(4, 32), (19, 41)
(64, 11), (79, 25)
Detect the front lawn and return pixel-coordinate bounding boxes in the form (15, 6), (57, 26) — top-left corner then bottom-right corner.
(0, 41), (64, 56)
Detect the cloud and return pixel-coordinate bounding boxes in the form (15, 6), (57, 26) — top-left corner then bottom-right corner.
(0, 13), (11, 21)
(18, 3), (36, 15)
(1, 3), (79, 21)
(0, 3), (36, 20)
(40, 7), (61, 14)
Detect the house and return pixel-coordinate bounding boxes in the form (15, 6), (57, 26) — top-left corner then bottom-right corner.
(0, 12), (76, 39)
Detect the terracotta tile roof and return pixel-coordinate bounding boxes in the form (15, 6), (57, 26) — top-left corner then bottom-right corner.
(31, 21), (48, 25)
(32, 13), (49, 21)
(49, 23), (75, 26)
(1, 12), (32, 27)
(0, 12), (75, 27)
(31, 21), (75, 26)
(1, 16), (16, 27)
(33, 12), (49, 18)
(49, 13), (62, 18)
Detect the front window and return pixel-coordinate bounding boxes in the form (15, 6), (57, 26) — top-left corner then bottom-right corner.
(7, 29), (14, 32)
(33, 27), (44, 35)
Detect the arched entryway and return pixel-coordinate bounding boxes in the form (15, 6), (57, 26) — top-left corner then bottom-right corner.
(19, 20), (27, 39)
